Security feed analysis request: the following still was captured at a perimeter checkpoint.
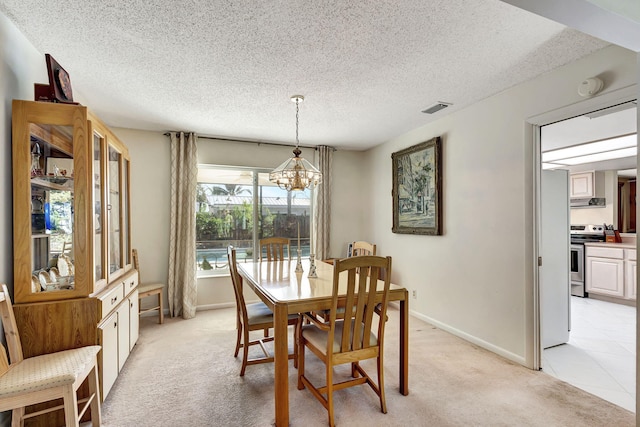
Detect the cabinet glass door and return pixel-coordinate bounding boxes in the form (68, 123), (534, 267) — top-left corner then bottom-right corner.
(29, 129), (75, 294)
(94, 132), (106, 285)
(122, 158), (131, 268)
(108, 144), (122, 274)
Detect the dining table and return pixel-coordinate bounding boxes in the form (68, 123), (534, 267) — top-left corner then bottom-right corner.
(237, 258), (409, 427)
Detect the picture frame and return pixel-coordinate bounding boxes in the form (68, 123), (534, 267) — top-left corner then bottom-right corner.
(391, 136), (442, 235)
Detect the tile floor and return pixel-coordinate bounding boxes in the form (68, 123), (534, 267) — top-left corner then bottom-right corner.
(543, 296), (636, 412)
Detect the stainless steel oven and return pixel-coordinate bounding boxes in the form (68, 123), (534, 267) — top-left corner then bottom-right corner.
(570, 244), (584, 296)
(569, 224), (606, 297)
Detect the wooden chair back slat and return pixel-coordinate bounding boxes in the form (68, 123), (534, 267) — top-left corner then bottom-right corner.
(351, 241), (377, 257)
(0, 284), (24, 363)
(331, 256), (391, 355)
(259, 237), (291, 261)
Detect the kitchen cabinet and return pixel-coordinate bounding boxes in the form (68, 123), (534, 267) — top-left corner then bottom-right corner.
(585, 244), (636, 301)
(570, 171), (605, 199)
(11, 99), (137, 423)
(624, 249), (636, 301)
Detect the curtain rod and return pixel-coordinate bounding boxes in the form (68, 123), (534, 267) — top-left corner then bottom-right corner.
(163, 132), (336, 151)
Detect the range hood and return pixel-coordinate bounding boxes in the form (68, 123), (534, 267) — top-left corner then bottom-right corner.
(570, 197), (606, 208)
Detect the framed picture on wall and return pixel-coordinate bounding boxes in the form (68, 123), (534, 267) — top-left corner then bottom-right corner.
(391, 136), (442, 235)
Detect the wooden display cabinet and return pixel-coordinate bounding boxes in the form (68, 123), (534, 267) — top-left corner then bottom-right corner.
(11, 100), (138, 424)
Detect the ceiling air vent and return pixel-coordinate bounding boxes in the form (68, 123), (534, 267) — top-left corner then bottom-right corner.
(421, 102), (452, 114)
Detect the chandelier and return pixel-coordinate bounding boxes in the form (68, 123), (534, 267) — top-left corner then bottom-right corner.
(269, 95), (322, 191)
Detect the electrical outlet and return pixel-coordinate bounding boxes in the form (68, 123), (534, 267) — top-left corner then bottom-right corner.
(412, 290), (417, 299)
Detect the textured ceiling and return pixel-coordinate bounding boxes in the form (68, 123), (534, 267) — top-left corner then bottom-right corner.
(0, 1), (609, 150)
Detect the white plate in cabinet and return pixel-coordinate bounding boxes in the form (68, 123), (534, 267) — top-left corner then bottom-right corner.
(98, 283), (125, 320)
(586, 256), (624, 297)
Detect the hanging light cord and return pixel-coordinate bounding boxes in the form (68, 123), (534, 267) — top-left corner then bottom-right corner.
(293, 97), (301, 156)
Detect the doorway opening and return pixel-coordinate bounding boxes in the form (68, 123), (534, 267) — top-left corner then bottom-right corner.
(538, 99), (637, 412)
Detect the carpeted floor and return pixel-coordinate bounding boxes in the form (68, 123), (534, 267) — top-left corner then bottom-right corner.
(99, 306), (635, 426)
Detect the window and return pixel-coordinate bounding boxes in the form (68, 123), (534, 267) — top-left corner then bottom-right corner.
(196, 166), (312, 277)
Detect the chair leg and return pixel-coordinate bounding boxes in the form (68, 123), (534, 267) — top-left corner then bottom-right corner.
(292, 322), (299, 369)
(377, 354), (387, 414)
(158, 291), (164, 324)
(326, 363), (335, 427)
(240, 326), (250, 376)
(234, 316), (242, 358)
(88, 364), (102, 426)
(62, 385), (79, 427)
(297, 331), (305, 390)
(11, 408), (23, 427)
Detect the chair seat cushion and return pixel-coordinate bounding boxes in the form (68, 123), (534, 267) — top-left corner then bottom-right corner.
(246, 302), (297, 326)
(0, 345), (101, 399)
(138, 283), (164, 293)
(302, 320), (377, 354)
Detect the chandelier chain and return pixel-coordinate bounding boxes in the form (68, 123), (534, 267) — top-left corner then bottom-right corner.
(295, 98), (300, 148)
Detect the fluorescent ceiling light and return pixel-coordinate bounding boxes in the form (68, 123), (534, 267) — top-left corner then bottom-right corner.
(556, 147), (637, 166)
(542, 162), (568, 170)
(542, 134), (636, 162)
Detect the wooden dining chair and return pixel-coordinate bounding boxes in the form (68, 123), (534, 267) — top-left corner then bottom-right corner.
(259, 237), (291, 261)
(297, 256), (392, 427)
(227, 246), (299, 376)
(350, 241), (377, 257)
(132, 249), (164, 324)
(0, 284), (102, 426)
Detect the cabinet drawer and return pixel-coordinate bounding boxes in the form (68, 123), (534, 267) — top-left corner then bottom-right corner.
(586, 246), (624, 259)
(98, 283), (125, 320)
(124, 271), (139, 296)
(625, 249), (636, 261)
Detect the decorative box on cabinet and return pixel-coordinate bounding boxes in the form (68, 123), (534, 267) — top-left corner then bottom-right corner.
(11, 99), (137, 424)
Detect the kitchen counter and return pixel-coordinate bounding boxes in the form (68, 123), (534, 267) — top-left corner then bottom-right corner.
(585, 241), (636, 249)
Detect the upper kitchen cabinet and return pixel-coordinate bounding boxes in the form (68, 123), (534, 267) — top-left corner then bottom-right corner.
(12, 100), (133, 303)
(570, 171), (605, 199)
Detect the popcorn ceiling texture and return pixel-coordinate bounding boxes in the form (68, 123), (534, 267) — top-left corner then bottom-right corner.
(0, 0), (609, 150)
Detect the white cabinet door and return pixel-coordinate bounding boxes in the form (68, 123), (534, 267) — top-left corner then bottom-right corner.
(625, 259), (637, 300)
(117, 302), (130, 372)
(570, 172), (594, 198)
(586, 256), (624, 297)
(129, 289), (139, 351)
(98, 311), (119, 401)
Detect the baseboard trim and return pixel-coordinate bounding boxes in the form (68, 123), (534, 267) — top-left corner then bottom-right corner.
(196, 302), (235, 311)
(410, 309), (527, 367)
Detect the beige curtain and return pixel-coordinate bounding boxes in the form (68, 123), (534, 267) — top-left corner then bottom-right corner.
(315, 146), (332, 260)
(168, 132), (198, 319)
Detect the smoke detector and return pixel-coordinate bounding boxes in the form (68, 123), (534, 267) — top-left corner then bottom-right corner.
(578, 78), (604, 97)
(421, 102), (452, 114)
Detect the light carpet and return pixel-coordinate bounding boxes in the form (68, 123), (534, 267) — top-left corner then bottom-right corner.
(100, 306), (635, 426)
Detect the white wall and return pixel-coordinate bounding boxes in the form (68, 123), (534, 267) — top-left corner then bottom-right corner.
(365, 44), (637, 367)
